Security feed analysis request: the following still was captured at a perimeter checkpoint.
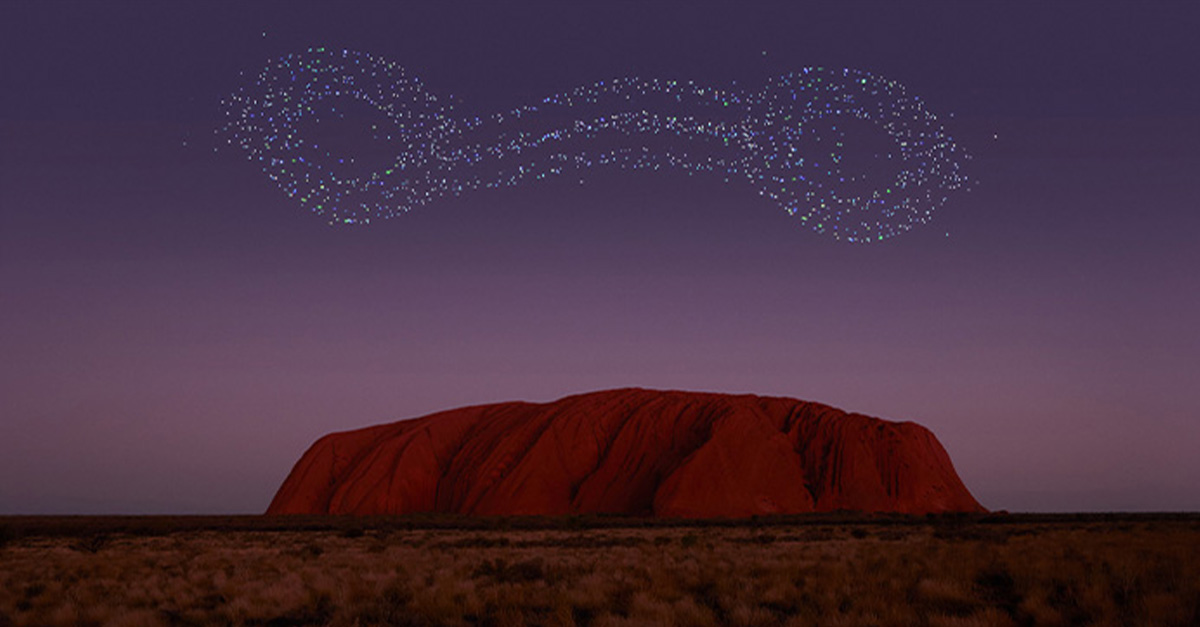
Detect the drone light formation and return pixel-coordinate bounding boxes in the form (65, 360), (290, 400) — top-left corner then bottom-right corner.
(221, 48), (970, 242)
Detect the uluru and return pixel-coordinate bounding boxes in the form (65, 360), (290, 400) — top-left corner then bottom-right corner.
(268, 388), (984, 517)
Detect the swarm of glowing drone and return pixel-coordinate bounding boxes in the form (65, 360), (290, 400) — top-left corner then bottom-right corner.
(220, 47), (970, 242)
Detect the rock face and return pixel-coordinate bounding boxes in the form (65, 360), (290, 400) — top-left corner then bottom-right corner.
(268, 388), (984, 517)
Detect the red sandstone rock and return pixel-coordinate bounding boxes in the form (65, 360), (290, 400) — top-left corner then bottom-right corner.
(267, 389), (984, 517)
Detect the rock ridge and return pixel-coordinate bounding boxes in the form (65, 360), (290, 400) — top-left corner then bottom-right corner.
(268, 388), (984, 517)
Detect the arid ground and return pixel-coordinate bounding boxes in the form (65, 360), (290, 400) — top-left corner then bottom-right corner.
(1, 514), (1197, 626)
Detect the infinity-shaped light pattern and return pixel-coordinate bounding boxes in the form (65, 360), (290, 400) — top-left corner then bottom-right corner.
(221, 48), (970, 242)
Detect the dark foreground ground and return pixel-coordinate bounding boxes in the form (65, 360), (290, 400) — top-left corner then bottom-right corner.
(1, 513), (1197, 626)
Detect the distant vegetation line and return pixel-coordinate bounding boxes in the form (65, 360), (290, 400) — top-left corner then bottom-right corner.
(2, 512), (1197, 539)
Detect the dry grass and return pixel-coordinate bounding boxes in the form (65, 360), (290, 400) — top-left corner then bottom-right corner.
(0, 516), (1197, 626)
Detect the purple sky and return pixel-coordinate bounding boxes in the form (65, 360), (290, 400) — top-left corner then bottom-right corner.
(2, 2), (1198, 514)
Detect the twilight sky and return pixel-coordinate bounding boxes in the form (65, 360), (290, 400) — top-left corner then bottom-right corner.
(2, 2), (1198, 514)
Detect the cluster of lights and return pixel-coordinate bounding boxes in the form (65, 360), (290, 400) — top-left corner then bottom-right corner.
(220, 48), (970, 242)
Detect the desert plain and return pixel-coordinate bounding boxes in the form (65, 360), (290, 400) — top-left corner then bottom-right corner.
(1, 513), (1197, 627)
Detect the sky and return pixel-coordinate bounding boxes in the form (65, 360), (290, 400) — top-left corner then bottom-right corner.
(2, 1), (1198, 514)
